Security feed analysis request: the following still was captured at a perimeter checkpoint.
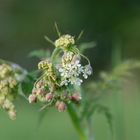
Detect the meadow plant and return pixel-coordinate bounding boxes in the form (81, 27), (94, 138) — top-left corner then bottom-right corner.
(0, 24), (140, 140)
(28, 32), (92, 112)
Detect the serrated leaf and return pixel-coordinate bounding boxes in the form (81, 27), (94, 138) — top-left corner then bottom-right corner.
(87, 104), (113, 137)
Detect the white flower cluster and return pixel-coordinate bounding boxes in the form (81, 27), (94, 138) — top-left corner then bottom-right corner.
(58, 52), (92, 86)
(55, 34), (75, 48)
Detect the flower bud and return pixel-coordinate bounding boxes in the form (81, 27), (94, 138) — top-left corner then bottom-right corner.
(36, 89), (45, 95)
(32, 89), (37, 94)
(45, 93), (53, 101)
(36, 80), (45, 89)
(56, 101), (67, 112)
(55, 101), (60, 108)
(28, 94), (36, 103)
(38, 59), (52, 70)
(55, 34), (75, 48)
(71, 93), (82, 102)
(8, 109), (16, 120)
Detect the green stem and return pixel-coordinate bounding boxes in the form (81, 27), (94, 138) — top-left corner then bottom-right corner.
(67, 104), (87, 140)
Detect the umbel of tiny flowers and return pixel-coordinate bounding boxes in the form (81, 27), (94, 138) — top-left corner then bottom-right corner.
(0, 61), (26, 120)
(28, 25), (92, 112)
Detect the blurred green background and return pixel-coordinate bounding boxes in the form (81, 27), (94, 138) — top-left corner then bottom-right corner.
(0, 0), (140, 140)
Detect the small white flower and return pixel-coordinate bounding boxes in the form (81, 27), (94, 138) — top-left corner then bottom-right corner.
(83, 65), (92, 79)
(58, 52), (85, 86)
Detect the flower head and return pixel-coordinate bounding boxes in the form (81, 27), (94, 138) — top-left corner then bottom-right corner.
(29, 33), (92, 112)
(58, 52), (92, 86)
(55, 34), (75, 49)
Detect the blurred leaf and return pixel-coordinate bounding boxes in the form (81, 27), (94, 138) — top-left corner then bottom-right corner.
(86, 60), (140, 100)
(79, 42), (96, 53)
(87, 104), (113, 137)
(20, 71), (38, 95)
(97, 105), (113, 136)
(29, 49), (51, 59)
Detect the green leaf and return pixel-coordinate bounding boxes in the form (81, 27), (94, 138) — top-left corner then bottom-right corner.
(29, 49), (51, 59)
(87, 104), (113, 137)
(79, 42), (96, 54)
(20, 71), (38, 96)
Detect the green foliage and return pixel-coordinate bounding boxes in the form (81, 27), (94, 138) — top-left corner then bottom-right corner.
(29, 49), (51, 59)
(79, 42), (96, 54)
(1, 35), (140, 140)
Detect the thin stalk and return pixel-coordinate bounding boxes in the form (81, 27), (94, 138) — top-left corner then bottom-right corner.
(67, 104), (87, 140)
(54, 22), (61, 37)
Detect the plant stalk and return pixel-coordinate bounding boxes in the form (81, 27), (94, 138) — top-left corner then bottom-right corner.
(67, 104), (88, 140)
